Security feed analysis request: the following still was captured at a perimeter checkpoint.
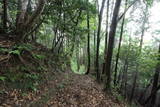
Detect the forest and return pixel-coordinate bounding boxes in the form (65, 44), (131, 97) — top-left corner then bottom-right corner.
(0, 0), (159, 107)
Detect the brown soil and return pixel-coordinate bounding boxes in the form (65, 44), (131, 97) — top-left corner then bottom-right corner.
(0, 71), (127, 107)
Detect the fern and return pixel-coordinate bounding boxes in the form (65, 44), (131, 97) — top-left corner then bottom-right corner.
(9, 50), (21, 56)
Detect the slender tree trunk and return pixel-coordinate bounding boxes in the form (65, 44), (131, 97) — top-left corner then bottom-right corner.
(76, 43), (80, 72)
(93, 1), (97, 69)
(52, 26), (58, 52)
(124, 58), (129, 98)
(138, 80), (152, 104)
(69, 10), (82, 56)
(58, 36), (64, 54)
(120, 64), (125, 92)
(86, 0), (90, 75)
(129, 6), (148, 103)
(144, 85), (160, 106)
(95, 0), (106, 81)
(129, 69), (138, 102)
(2, 0), (8, 30)
(94, 30), (96, 68)
(104, 0), (122, 90)
(102, 0), (109, 75)
(114, 0), (128, 86)
(117, 67), (123, 85)
(120, 38), (131, 93)
(146, 44), (160, 107)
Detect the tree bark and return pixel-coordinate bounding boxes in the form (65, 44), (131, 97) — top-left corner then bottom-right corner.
(146, 44), (160, 107)
(95, 0), (106, 81)
(25, 0), (46, 27)
(104, 0), (122, 90)
(15, 0), (46, 42)
(144, 85), (160, 106)
(2, 0), (8, 30)
(113, 0), (127, 85)
(16, 0), (29, 29)
(102, 0), (109, 75)
(120, 36), (131, 93)
(129, 6), (148, 103)
(86, 0), (90, 75)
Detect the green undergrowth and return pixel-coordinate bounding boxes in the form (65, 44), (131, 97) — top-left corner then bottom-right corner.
(70, 57), (86, 74)
(0, 43), (68, 92)
(2, 71), (41, 92)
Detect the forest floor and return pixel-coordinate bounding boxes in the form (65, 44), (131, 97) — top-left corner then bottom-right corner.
(0, 38), (127, 107)
(0, 71), (126, 107)
(31, 72), (125, 107)
(45, 72), (126, 107)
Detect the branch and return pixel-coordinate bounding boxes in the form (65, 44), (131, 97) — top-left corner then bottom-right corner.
(16, 0), (29, 26)
(118, 0), (138, 22)
(24, 1), (53, 38)
(25, 17), (45, 36)
(25, 0), (46, 27)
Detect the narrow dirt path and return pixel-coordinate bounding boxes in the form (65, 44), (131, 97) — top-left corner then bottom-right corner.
(44, 72), (126, 107)
(0, 72), (126, 107)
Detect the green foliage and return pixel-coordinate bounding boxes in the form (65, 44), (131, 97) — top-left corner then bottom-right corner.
(5, 44), (33, 56)
(145, 0), (153, 6)
(19, 66), (30, 72)
(37, 66), (47, 71)
(9, 49), (21, 56)
(23, 74), (40, 91)
(112, 88), (125, 102)
(0, 48), (10, 53)
(3, 71), (41, 91)
(116, 42), (158, 87)
(0, 76), (6, 82)
(33, 54), (46, 60)
(71, 57), (86, 74)
(14, 44), (33, 51)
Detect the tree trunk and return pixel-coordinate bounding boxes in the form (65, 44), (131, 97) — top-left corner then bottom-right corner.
(16, 0), (46, 42)
(104, 0), (122, 90)
(129, 69), (138, 103)
(2, 0), (8, 30)
(95, 0), (106, 81)
(94, 30), (96, 68)
(146, 44), (160, 107)
(138, 80), (152, 104)
(16, 0), (29, 29)
(144, 85), (160, 106)
(86, 0), (90, 75)
(129, 6), (148, 103)
(102, 0), (109, 75)
(120, 37), (131, 93)
(113, 0), (128, 86)
(76, 43), (80, 72)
